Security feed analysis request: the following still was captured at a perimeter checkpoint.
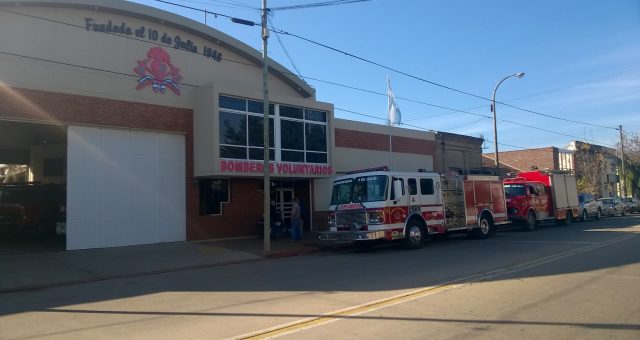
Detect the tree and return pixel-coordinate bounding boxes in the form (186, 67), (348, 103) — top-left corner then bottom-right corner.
(574, 143), (605, 197)
(618, 132), (640, 198)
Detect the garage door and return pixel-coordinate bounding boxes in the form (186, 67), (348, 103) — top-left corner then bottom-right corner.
(66, 126), (185, 250)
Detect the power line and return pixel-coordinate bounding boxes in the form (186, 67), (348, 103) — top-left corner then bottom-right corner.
(334, 107), (528, 150)
(268, 26), (621, 131)
(149, 0), (622, 132)
(0, 6), (624, 147)
(268, 17), (303, 78)
(0, 50), (199, 87)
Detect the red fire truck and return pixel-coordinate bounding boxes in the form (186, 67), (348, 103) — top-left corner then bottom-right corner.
(317, 168), (508, 249)
(503, 170), (580, 231)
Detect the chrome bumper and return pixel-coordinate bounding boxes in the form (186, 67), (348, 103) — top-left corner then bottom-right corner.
(316, 230), (386, 242)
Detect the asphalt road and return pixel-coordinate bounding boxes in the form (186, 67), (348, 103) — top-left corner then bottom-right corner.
(1, 216), (639, 339)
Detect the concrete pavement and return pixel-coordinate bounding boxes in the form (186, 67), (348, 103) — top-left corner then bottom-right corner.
(0, 233), (334, 293)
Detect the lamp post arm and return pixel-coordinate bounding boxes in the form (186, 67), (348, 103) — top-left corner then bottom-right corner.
(491, 73), (524, 176)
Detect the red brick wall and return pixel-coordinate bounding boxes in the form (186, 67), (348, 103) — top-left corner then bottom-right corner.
(335, 128), (436, 155)
(496, 147), (557, 172)
(188, 178), (265, 239)
(0, 87), (191, 133)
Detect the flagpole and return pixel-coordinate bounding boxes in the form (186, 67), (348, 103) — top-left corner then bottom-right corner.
(387, 76), (393, 170)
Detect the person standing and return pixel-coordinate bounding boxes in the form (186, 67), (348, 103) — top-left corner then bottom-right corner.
(290, 197), (302, 241)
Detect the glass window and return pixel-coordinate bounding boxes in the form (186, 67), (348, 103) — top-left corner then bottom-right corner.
(352, 175), (388, 203)
(281, 120), (304, 150)
(280, 105), (304, 119)
(248, 116), (274, 147)
(305, 123), (327, 151)
(199, 179), (229, 215)
(420, 178), (434, 195)
(306, 152), (327, 164)
(220, 146), (246, 159)
(248, 101), (274, 115)
(219, 111), (246, 146)
(282, 150), (304, 162)
(390, 178), (405, 200)
(305, 109), (327, 122)
(408, 178), (418, 195)
(249, 148), (275, 161)
(505, 184), (526, 196)
(219, 96), (246, 111)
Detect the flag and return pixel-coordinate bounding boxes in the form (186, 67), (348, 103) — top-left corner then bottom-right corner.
(387, 77), (401, 126)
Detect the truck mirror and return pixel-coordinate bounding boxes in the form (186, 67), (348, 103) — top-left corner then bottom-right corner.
(393, 179), (404, 200)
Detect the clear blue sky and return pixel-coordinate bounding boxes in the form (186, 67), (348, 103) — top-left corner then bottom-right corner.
(131, 0), (640, 152)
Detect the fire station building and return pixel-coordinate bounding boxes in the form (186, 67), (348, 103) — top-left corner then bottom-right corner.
(0, 0), (437, 250)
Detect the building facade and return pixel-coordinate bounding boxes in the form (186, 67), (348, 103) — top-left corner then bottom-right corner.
(433, 132), (483, 174)
(482, 147), (575, 175)
(0, 0), (438, 250)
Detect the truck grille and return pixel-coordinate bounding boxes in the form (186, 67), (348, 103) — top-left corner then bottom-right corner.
(336, 209), (366, 227)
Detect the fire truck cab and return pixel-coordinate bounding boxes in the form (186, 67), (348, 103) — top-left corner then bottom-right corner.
(317, 168), (508, 249)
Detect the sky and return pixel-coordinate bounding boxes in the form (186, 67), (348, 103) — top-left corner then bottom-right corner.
(131, 0), (640, 152)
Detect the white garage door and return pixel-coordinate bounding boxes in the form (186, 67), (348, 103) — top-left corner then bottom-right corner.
(66, 126), (186, 250)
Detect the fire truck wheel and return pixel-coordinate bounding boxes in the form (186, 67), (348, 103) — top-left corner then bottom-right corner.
(474, 213), (494, 239)
(563, 211), (573, 225)
(403, 220), (425, 249)
(525, 211), (536, 232)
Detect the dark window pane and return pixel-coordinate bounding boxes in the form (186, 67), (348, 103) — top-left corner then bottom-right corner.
(249, 147), (275, 161)
(408, 178), (417, 195)
(248, 101), (275, 115)
(282, 150), (304, 162)
(43, 158), (64, 177)
(281, 120), (304, 150)
(280, 105), (303, 119)
(306, 152), (327, 163)
(248, 116), (274, 147)
(305, 123), (327, 151)
(199, 179), (229, 215)
(420, 178), (434, 195)
(305, 109), (327, 122)
(219, 96), (246, 111)
(220, 145), (246, 159)
(219, 111), (246, 146)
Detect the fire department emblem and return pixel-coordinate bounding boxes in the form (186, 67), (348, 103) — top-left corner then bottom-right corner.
(133, 47), (183, 95)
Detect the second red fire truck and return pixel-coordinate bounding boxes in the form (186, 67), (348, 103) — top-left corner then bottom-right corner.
(503, 170), (580, 231)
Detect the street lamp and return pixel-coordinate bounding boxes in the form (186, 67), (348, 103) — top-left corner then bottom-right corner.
(491, 72), (525, 176)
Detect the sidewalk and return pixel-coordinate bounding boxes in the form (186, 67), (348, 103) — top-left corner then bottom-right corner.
(0, 233), (340, 293)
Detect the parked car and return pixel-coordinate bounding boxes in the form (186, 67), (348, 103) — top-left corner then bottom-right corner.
(597, 197), (626, 217)
(0, 182), (66, 236)
(621, 197), (640, 214)
(578, 193), (602, 221)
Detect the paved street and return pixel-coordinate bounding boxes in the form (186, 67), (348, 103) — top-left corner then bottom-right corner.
(1, 216), (639, 339)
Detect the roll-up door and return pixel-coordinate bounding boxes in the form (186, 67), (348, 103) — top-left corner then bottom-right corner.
(66, 126), (185, 250)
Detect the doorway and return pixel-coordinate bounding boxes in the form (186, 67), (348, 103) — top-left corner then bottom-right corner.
(274, 187), (294, 229)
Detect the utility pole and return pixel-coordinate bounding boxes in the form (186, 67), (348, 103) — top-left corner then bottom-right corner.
(262, 0), (271, 253)
(620, 125), (626, 197)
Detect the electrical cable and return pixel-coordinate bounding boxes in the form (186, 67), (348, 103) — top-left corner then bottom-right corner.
(0, 6), (627, 147)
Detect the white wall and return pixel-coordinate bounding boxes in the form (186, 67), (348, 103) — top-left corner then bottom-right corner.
(66, 126), (185, 250)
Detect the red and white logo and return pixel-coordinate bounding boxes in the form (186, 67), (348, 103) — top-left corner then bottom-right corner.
(133, 47), (183, 95)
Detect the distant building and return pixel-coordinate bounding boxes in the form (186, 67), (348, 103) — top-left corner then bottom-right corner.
(434, 132), (484, 174)
(482, 147), (575, 176)
(567, 141), (619, 198)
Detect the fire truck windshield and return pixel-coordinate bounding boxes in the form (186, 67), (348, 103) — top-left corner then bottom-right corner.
(330, 175), (388, 205)
(504, 184), (526, 197)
